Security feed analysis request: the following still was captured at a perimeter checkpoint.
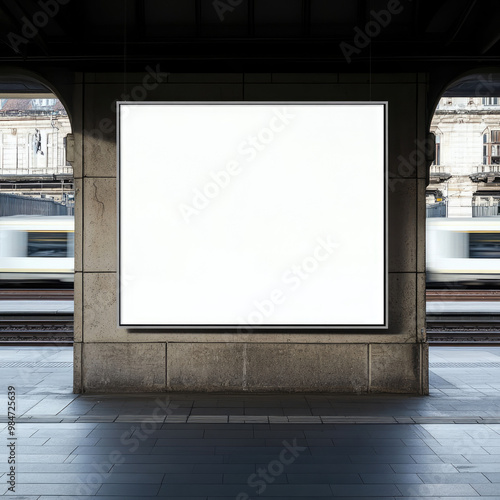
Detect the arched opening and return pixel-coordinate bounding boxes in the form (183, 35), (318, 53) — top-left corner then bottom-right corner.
(426, 71), (500, 393)
(0, 74), (74, 396)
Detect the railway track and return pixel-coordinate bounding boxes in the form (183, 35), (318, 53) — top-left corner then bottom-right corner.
(0, 315), (73, 345)
(426, 290), (500, 326)
(0, 289), (74, 344)
(427, 330), (500, 345)
(0, 289), (500, 345)
(0, 289), (74, 300)
(426, 289), (500, 344)
(426, 289), (500, 301)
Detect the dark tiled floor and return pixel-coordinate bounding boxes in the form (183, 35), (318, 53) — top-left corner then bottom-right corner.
(1, 346), (500, 497)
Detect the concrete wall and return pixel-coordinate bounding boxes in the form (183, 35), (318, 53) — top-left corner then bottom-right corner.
(70, 71), (429, 394)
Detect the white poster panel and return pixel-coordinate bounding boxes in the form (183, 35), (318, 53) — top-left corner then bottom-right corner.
(118, 103), (387, 328)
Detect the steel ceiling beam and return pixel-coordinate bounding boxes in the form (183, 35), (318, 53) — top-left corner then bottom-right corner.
(445, 0), (478, 45)
(0, 0), (49, 55)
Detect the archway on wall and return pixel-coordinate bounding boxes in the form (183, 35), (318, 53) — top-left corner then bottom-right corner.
(426, 72), (500, 390)
(0, 75), (74, 395)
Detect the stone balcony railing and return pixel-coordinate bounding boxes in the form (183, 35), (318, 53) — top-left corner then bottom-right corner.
(470, 165), (500, 184)
(431, 165), (500, 175)
(429, 165), (451, 182)
(430, 165), (448, 173)
(473, 164), (500, 173)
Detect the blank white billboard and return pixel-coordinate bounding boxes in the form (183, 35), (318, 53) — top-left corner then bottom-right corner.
(118, 102), (387, 329)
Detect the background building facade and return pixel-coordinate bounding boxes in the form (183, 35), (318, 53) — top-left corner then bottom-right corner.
(428, 97), (500, 217)
(0, 99), (73, 213)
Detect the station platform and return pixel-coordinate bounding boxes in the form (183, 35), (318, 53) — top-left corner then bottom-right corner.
(1, 346), (500, 498)
(1, 300), (497, 316)
(0, 300), (74, 314)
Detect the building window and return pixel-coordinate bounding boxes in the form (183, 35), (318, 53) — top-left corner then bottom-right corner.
(432, 134), (441, 165)
(483, 130), (500, 165)
(483, 97), (499, 106)
(31, 98), (56, 109)
(63, 136), (71, 166)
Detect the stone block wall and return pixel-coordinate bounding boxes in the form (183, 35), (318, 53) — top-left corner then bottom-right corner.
(67, 72), (428, 394)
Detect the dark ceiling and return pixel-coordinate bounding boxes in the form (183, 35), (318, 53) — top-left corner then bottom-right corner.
(0, 0), (499, 70)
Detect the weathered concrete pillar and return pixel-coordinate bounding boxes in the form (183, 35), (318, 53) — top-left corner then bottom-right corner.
(71, 72), (428, 394)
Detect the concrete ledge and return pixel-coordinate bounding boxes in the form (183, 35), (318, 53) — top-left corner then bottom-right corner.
(82, 343), (166, 392)
(167, 343), (244, 392)
(245, 343), (368, 392)
(370, 343), (424, 393)
(167, 342), (369, 392)
(162, 342), (426, 394)
(76, 340), (427, 393)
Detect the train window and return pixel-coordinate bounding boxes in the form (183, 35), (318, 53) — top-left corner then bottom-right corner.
(27, 231), (70, 257)
(469, 233), (500, 258)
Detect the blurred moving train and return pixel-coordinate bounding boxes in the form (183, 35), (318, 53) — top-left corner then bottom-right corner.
(427, 217), (500, 287)
(0, 215), (74, 284)
(0, 215), (499, 288)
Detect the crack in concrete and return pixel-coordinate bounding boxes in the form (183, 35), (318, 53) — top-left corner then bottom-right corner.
(92, 181), (105, 217)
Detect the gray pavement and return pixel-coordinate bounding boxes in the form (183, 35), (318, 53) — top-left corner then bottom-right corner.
(1, 346), (500, 497)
